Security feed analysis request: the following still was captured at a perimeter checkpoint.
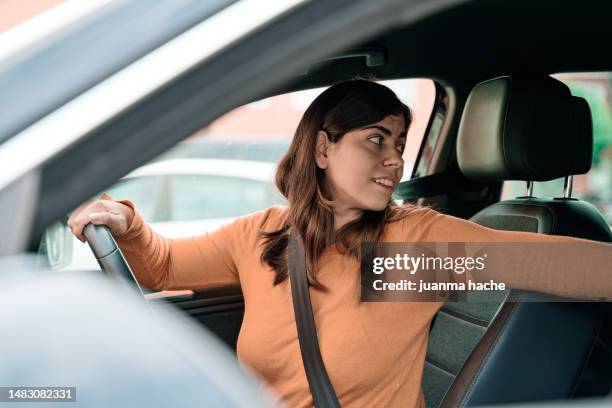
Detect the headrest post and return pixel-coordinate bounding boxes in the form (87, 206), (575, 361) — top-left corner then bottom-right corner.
(562, 175), (573, 198)
(524, 181), (534, 198)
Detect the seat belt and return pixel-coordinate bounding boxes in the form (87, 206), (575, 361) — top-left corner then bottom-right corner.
(288, 234), (341, 408)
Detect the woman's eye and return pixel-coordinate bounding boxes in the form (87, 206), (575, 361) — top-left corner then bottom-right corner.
(368, 136), (405, 153)
(368, 135), (384, 145)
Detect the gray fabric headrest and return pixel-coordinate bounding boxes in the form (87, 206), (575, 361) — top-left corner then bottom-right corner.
(457, 76), (592, 182)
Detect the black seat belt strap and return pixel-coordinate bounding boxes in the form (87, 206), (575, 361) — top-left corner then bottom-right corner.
(288, 234), (341, 408)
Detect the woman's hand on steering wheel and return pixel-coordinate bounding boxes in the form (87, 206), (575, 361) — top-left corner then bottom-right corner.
(67, 195), (134, 242)
(67, 194), (144, 295)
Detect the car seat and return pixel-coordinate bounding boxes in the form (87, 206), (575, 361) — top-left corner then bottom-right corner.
(422, 75), (612, 407)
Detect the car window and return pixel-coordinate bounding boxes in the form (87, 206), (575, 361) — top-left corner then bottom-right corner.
(104, 176), (164, 222)
(160, 78), (435, 171)
(501, 72), (612, 225)
(168, 175), (284, 221)
(40, 78), (437, 272)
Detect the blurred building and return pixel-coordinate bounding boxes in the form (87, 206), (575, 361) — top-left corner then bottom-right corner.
(0, 0), (64, 32)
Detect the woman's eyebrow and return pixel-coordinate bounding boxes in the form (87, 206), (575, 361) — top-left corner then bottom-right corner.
(362, 125), (391, 135)
(362, 125), (407, 139)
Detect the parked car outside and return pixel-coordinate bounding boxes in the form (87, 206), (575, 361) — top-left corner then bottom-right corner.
(40, 158), (284, 272)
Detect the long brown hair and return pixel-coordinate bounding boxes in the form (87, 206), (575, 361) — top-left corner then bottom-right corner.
(259, 79), (419, 289)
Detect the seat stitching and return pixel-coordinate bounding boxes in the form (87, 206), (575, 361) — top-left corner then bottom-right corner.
(425, 355), (457, 376)
(439, 306), (489, 327)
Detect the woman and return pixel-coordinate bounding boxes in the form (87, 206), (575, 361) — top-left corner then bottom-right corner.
(67, 79), (612, 407)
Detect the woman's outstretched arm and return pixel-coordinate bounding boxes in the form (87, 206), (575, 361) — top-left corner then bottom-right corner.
(111, 197), (242, 292)
(417, 208), (612, 300)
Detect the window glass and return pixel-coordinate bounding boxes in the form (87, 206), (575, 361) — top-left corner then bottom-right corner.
(501, 73), (612, 224)
(41, 78), (437, 272)
(169, 175), (284, 221)
(104, 176), (162, 223)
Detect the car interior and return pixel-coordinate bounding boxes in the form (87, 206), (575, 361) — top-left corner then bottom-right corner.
(15, 0), (612, 406)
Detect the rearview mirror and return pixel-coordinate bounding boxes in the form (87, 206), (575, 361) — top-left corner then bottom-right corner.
(38, 220), (73, 270)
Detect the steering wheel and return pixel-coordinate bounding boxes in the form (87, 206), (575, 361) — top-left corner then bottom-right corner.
(83, 223), (144, 296)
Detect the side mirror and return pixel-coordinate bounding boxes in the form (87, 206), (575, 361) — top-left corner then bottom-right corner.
(38, 220), (73, 270)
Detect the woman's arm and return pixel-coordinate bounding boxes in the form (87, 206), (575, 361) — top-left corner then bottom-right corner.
(112, 198), (241, 292)
(422, 209), (612, 300)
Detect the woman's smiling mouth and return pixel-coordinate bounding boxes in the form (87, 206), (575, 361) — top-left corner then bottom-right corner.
(372, 177), (397, 191)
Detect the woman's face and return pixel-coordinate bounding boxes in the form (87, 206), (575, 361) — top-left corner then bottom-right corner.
(315, 114), (406, 216)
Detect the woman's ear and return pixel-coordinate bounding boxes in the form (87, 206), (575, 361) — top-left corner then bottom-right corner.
(315, 130), (330, 169)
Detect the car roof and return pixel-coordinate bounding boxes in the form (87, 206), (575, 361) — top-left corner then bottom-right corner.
(124, 158), (276, 182)
(280, 0), (612, 92)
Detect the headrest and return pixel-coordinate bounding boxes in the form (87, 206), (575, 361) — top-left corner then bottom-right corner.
(457, 76), (592, 182)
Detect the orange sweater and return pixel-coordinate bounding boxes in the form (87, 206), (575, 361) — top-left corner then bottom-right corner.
(112, 202), (612, 408)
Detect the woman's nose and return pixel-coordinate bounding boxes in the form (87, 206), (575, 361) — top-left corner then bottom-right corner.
(382, 149), (404, 168)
